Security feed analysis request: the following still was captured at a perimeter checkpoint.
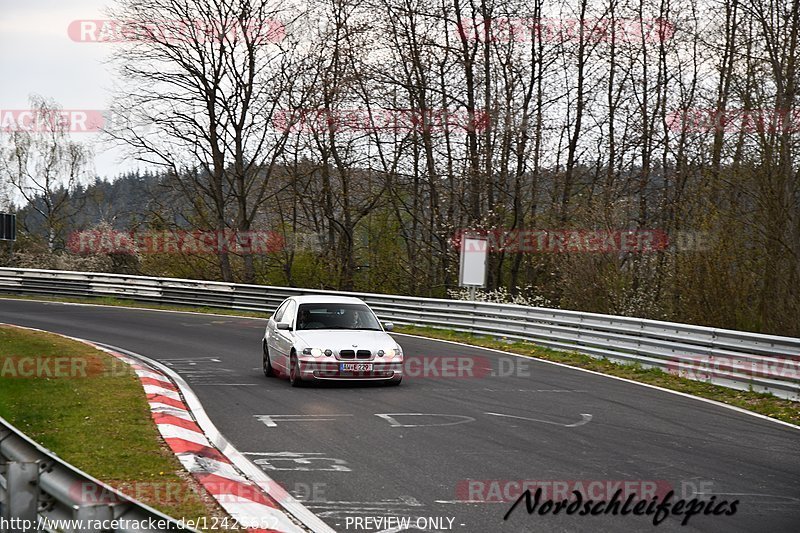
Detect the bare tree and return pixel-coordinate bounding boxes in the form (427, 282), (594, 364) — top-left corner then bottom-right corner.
(52, 0), (797, 334)
(0, 95), (91, 250)
(108, 0), (305, 282)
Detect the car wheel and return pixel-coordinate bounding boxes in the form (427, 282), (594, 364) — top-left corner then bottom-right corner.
(289, 351), (304, 387)
(262, 341), (274, 377)
(388, 376), (402, 386)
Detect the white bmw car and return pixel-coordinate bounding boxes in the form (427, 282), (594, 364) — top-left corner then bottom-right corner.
(262, 295), (404, 386)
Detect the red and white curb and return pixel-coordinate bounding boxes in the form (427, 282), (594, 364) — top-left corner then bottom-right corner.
(2, 324), (334, 533)
(112, 351), (301, 533)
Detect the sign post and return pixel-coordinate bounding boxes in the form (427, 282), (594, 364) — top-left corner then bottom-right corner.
(0, 213), (16, 265)
(458, 233), (487, 300)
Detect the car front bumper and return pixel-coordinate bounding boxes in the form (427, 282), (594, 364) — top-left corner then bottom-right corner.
(297, 359), (403, 381)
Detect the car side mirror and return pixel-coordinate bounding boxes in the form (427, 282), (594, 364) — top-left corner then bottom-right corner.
(276, 322), (292, 331)
(383, 322), (394, 331)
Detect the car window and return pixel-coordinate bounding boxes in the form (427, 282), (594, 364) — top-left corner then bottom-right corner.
(283, 301), (297, 326)
(273, 300), (289, 322)
(296, 303), (382, 331)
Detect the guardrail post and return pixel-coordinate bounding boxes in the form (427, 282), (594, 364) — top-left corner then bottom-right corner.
(1, 461), (39, 532)
(74, 503), (113, 533)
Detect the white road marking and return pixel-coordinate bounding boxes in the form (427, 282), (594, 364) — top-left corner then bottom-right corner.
(302, 496), (423, 508)
(314, 496), (424, 520)
(195, 383), (259, 386)
(434, 500), (505, 504)
(393, 331), (800, 431)
(425, 388), (587, 393)
(375, 413), (476, 428)
(255, 414), (353, 427)
(155, 357), (242, 384)
(485, 411), (592, 427)
(246, 452), (352, 472)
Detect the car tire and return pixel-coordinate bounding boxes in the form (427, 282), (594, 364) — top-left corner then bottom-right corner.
(388, 376), (402, 386)
(262, 341), (274, 377)
(289, 351), (304, 387)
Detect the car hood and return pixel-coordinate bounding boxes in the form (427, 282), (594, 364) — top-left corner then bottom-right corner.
(294, 329), (395, 350)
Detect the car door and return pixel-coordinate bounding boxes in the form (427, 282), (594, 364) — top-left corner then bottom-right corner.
(267, 300), (289, 368)
(273, 300), (297, 369)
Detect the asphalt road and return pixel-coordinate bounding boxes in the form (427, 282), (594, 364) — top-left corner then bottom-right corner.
(1, 298), (798, 533)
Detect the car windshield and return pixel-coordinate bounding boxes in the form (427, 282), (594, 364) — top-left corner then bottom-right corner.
(295, 303), (382, 331)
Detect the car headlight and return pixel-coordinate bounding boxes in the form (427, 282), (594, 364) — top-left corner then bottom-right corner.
(378, 346), (400, 358)
(302, 348), (324, 357)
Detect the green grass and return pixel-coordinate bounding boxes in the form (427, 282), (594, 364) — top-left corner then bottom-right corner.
(394, 325), (800, 426)
(0, 325), (228, 528)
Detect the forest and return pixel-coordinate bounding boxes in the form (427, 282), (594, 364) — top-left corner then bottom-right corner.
(1, 0), (798, 336)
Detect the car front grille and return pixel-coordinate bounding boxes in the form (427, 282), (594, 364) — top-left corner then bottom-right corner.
(338, 349), (372, 360)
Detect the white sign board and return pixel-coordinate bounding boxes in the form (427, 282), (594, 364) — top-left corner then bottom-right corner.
(459, 235), (487, 287)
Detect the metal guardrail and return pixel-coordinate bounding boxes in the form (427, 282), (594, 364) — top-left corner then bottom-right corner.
(0, 415), (193, 533)
(0, 267), (798, 400)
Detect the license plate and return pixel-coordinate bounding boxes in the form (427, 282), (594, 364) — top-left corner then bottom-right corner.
(340, 363), (373, 372)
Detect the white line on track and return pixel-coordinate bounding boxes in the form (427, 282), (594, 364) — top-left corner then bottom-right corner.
(392, 332), (800, 431)
(255, 414), (354, 427)
(375, 413), (476, 428)
(485, 411), (593, 427)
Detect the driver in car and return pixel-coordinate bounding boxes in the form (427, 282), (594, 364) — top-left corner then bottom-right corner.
(298, 308), (312, 330)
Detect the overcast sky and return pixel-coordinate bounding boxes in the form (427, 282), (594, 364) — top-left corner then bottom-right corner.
(0, 0), (141, 179)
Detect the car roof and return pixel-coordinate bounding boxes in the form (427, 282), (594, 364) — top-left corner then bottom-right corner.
(289, 295), (367, 305)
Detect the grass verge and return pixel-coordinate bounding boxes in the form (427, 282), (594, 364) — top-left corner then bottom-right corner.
(395, 325), (800, 426)
(0, 325), (229, 528)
